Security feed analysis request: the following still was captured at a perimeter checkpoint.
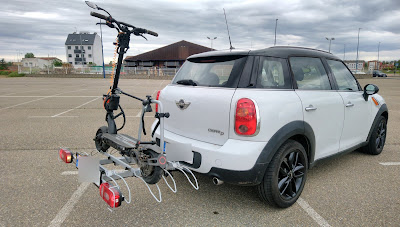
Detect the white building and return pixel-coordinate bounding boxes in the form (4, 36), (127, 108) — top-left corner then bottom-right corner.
(21, 57), (61, 69)
(65, 32), (102, 68)
(344, 60), (365, 72)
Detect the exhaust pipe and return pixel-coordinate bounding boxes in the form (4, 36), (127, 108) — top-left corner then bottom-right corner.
(212, 177), (224, 185)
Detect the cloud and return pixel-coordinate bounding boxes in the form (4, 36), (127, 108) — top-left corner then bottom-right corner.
(1, 0), (399, 63)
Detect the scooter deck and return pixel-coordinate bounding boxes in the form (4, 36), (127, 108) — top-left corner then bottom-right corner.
(102, 133), (138, 150)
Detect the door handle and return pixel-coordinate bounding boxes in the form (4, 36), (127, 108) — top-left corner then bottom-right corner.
(305, 105), (317, 111)
(345, 102), (354, 107)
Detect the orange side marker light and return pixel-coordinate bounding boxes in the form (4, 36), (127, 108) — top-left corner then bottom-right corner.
(372, 97), (379, 106)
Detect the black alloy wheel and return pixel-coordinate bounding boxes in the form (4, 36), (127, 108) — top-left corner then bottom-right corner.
(257, 140), (308, 208)
(362, 115), (387, 155)
(375, 118), (387, 150)
(278, 150), (306, 200)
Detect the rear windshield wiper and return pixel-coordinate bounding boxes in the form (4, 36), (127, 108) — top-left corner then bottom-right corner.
(176, 79), (197, 86)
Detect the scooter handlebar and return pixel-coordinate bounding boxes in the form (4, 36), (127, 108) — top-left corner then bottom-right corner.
(90, 12), (158, 37)
(90, 11), (109, 21)
(134, 28), (158, 37)
(146, 30), (158, 37)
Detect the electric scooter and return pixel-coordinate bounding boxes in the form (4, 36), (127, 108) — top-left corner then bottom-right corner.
(58, 1), (198, 209)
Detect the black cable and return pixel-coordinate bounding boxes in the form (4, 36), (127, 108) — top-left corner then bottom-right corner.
(116, 104), (126, 132)
(151, 118), (160, 138)
(141, 109), (147, 135)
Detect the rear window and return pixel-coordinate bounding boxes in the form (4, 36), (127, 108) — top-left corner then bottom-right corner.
(172, 56), (247, 88)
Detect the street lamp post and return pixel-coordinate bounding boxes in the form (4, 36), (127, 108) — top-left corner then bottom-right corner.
(274, 19), (278, 46)
(343, 44), (346, 60)
(207, 37), (217, 49)
(97, 19), (106, 78)
(356, 28), (362, 72)
(325, 37), (335, 53)
(377, 42), (381, 70)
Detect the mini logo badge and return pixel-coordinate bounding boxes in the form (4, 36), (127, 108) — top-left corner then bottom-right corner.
(176, 99), (190, 110)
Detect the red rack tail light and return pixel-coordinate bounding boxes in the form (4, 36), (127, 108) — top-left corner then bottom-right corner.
(99, 183), (122, 208)
(59, 148), (72, 163)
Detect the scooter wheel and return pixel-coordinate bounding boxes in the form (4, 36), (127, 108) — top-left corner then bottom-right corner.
(95, 126), (110, 152)
(140, 149), (163, 184)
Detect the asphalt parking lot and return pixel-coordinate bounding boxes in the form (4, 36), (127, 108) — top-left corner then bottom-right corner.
(0, 76), (399, 226)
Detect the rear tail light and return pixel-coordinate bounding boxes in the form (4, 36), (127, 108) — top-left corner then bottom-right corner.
(155, 90), (161, 112)
(59, 148), (72, 163)
(99, 183), (122, 208)
(235, 98), (258, 136)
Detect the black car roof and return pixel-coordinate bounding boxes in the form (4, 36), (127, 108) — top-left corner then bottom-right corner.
(188, 46), (341, 60)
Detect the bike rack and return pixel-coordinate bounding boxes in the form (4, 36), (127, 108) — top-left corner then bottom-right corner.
(60, 146), (199, 210)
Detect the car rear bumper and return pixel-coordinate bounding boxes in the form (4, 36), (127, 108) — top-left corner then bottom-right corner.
(151, 125), (268, 185)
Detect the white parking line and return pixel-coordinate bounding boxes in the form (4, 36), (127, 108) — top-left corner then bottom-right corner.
(2, 88), (50, 96)
(28, 116), (79, 118)
(297, 197), (331, 227)
(61, 171), (79, 175)
(48, 182), (90, 227)
(0, 89), (87, 111)
(51, 97), (101, 117)
(379, 162), (400, 166)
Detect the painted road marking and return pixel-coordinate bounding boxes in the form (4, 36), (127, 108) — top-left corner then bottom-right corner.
(0, 89), (87, 110)
(379, 162), (400, 166)
(2, 88), (50, 96)
(297, 197), (331, 227)
(61, 171), (79, 175)
(28, 116), (79, 118)
(51, 97), (101, 117)
(48, 182), (90, 227)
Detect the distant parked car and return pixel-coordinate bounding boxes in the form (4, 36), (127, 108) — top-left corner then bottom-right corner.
(373, 70), (387, 77)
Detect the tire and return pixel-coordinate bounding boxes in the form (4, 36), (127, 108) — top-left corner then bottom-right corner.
(362, 116), (387, 155)
(257, 140), (308, 208)
(95, 126), (110, 152)
(140, 149), (163, 184)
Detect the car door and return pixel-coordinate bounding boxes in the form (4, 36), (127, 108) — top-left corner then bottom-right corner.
(290, 57), (344, 160)
(326, 59), (372, 151)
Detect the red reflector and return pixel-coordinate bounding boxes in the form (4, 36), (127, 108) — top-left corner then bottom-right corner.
(235, 98), (258, 136)
(59, 148), (72, 163)
(155, 90), (161, 112)
(99, 183), (122, 208)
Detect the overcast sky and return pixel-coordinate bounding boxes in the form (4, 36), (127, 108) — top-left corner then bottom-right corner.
(1, 0), (399, 63)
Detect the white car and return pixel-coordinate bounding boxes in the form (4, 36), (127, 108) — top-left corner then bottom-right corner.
(151, 46), (388, 208)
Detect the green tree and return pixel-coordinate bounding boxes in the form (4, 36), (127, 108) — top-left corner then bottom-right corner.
(53, 59), (62, 67)
(0, 58), (8, 70)
(25, 53), (35, 58)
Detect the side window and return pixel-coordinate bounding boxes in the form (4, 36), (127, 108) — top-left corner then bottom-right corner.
(290, 57), (331, 90)
(327, 60), (359, 91)
(256, 57), (290, 89)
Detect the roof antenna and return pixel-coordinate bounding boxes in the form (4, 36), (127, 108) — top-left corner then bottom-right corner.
(223, 8), (234, 50)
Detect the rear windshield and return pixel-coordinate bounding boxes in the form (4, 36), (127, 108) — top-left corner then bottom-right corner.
(172, 56), (247, 88)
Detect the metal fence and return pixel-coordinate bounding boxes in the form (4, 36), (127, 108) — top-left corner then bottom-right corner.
(18, 66), (179, 77)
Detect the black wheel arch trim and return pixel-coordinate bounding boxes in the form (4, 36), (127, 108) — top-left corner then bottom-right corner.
(256, 120), (315, 168)
(366, 104), (388, 143)
(206, 121), (315, 185)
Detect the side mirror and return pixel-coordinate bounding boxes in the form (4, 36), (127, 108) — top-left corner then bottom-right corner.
(363, 84), (379, 101)
(85, 1), (98, 10)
